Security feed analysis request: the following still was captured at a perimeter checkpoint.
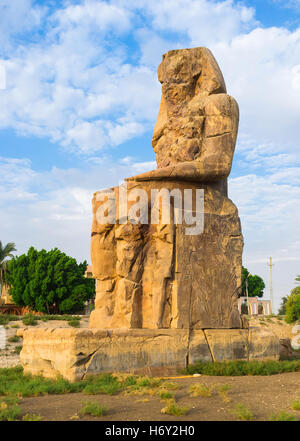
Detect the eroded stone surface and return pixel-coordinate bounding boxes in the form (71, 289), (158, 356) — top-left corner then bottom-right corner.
(90, 48), (243, 330)
(90, 180), (243, 329)
(20, 327), (279, 381)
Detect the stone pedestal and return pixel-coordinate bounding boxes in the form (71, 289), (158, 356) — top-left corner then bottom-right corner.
(19, 327), (279, 382)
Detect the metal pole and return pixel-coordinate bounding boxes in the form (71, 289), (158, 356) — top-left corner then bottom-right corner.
(246, 276), (249, 315)
(268, 257), (274, 314)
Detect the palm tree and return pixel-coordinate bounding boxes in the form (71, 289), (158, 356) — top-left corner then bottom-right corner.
(0, 241), (16, 298)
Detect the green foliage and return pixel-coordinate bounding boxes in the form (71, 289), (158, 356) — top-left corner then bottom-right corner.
(0, 366), (83, 397)
(157, 389), (174, 400)
(278, 296), (288, 316)
(14, 345), (22, 354)
(291, 400), (300, 411)
(231, 403), (254, 421)
(0, 241), (16, 295)
(0, 314), (20, 325)
(285, 287), (300, 323)
(184, 359), (300, 376)
(269, 411), (297, 421)
(22, 413), (42, 421)
(7, 247), (95, 314)
(188, 383), (213, 397)
(241, 267), (265, 298)
(68, 319), (80, 328)
(0, 396), (22, 421)
(82, 374), (122, 395)
(39, 314), (81, 322)
(80, 401), (108, 417)
(22, 314), (38, 326)
(8, 335), (20, 343)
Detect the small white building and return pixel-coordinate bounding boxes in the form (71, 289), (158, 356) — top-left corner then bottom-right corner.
(238, 296), (272, 316)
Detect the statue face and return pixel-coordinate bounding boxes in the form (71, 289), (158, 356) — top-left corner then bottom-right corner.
(158, 49), (202, 85)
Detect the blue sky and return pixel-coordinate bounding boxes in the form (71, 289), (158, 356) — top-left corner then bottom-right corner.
(0, 0), (300, 312)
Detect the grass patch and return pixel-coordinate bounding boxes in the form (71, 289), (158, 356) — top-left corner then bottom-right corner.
(0, 366), (83, 397)
(39, 315), (81, 322)
(291, 400), (300, 411)
(8, 335), (20, 343)
(22, 413), (42, 421)
(0, 315), (20, 325)
(22, 314), (38, 326)
(82, 373), (122, 395)
(67, 319), (80, 328)
(0, 396), (22, 421)
(80, 401), (108, 417)
(188, 383), (213, 397)
(217, 384), (232, 403)
(269, 411), (297, 421)
(14, 345), (22, 354)
(124, 376), (162, 396)
(161, 399), (188, 416)
(231, 403), (255, 421)
(10, 324), (20, 329)
(157, 389), (174, 400)
(184, 359), (300, 376)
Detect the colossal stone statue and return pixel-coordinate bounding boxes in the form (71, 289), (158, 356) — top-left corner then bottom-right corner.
(90, 47), (243, 330)
(19, 48), (280, 381)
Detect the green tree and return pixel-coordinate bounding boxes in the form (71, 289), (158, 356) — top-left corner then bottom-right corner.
(285, 287), (300, 323)
(295, 275), (300, 285)
(0, 241), (16, 297)
(241, 267), (265, 298)
(278, 296), (288, 316)
(6, 247), (95, 314)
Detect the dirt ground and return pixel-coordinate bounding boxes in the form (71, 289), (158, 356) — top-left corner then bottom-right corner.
(18, 372), (300, 421)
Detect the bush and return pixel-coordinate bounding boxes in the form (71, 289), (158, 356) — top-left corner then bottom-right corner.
(8, 336), (20, 343)
(14, 345), (22, 354)
(7, 247), (95, 314)
(22, 413), (42, 421)
(80, 402), (108, 417)
(82, 374), (122, 395)
(269, 411), (297, 421)
(183, 359), (300, 376)
(0, 315), (20, 325)
(291, 400), (300, 411)
(231, 403), (254, 421)
(161, 399), (188, 416)
(68, 319), (80, 328)
(22, 314), (38, 326)
(285, 287), (300, 323)
(0, 397), (22, 421)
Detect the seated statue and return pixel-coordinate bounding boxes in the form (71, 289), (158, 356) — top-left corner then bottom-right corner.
(90, 47), (243, 331)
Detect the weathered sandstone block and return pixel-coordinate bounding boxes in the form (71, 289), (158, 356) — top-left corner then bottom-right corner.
(90, 47), (243, 330)
(20, 326), (279, 381)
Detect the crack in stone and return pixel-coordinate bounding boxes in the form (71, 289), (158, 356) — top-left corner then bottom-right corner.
(203, 330), (215, 362)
